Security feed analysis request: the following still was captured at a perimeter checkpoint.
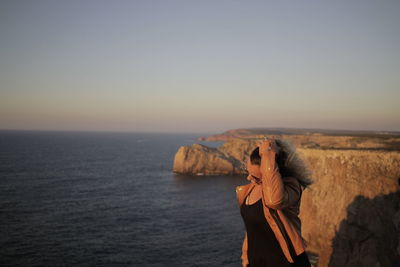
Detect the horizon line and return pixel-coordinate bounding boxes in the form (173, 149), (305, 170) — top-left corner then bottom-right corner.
(1, 127), (399, 135)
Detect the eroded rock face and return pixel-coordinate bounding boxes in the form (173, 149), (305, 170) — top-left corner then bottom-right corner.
(297, 149), (400, 267)
(199, 129), (400, 151)
(173, 139), (260, 176)
(172, 143), (243, 175)
(172, 138), (400, 267)
(327, 192), (400, 267)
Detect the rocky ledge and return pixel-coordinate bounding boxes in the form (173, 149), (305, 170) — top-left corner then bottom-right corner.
(173, 138), (260, 175)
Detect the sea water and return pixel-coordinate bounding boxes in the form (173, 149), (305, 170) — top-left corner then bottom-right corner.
(0, 130), (246, 266)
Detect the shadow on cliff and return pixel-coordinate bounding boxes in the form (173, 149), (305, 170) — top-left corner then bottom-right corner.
(328, 185), (400, 267)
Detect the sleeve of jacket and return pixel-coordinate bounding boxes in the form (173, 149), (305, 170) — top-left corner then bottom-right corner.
(241, 231), (249, 267)
(260, 151), (301, 210)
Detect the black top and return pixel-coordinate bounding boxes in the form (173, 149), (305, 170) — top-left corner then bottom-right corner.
(240, 196), (293, 267)
(240, 194), (311, 267)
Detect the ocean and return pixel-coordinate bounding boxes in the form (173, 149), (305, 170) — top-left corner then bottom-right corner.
(0, 130), (247, 267)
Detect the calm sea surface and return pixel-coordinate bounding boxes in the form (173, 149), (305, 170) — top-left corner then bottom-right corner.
(0, 130), (247, 267)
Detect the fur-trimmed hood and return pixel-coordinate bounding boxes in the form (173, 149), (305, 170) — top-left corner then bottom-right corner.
(275, 138), (314, 188)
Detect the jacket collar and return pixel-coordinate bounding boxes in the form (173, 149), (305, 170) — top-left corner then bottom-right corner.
(235, 182), (256, 206)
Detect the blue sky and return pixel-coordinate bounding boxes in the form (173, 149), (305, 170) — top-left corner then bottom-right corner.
(1, 0), (399, 133)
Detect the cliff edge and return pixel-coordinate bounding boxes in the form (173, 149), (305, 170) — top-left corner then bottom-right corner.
(172, 130), (400, 266)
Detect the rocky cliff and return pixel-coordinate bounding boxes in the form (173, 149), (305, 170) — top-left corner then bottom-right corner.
(172, 143), (243, 175)
(172, 135), (400, 266)
(199, 128), (400, 150)
(298, 148), (400, 267)
(173, 138), (260, 176)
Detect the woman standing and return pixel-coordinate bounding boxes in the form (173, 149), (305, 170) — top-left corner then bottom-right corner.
(236, 137), (313, 267)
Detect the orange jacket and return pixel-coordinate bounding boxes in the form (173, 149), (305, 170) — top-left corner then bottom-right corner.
(235, 152), (307, 266)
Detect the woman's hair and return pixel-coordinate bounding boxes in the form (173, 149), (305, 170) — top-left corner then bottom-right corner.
(249, 139), (314, 189)
(249, 147), (262, 165)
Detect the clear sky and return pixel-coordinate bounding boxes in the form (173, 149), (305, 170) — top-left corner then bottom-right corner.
(1, 0), (399, 133)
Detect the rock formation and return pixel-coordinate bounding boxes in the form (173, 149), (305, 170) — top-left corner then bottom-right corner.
(173, 138), (263, 176)
(172, 143), (243, 175)
(198, 128), (400, 151)
(173, 131), (400, 266)
(327, 192), (400, 267)
(298, 148), (400, 266)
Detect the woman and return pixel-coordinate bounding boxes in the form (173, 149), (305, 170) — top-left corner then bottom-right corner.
(235, 137), (313, 267)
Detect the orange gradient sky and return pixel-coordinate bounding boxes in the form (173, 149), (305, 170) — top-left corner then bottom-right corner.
(1, 1), (399, 133)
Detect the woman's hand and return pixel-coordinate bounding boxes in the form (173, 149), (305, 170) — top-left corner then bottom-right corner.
(257, 137), (280, 180)
(257, 137), (280, 157)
